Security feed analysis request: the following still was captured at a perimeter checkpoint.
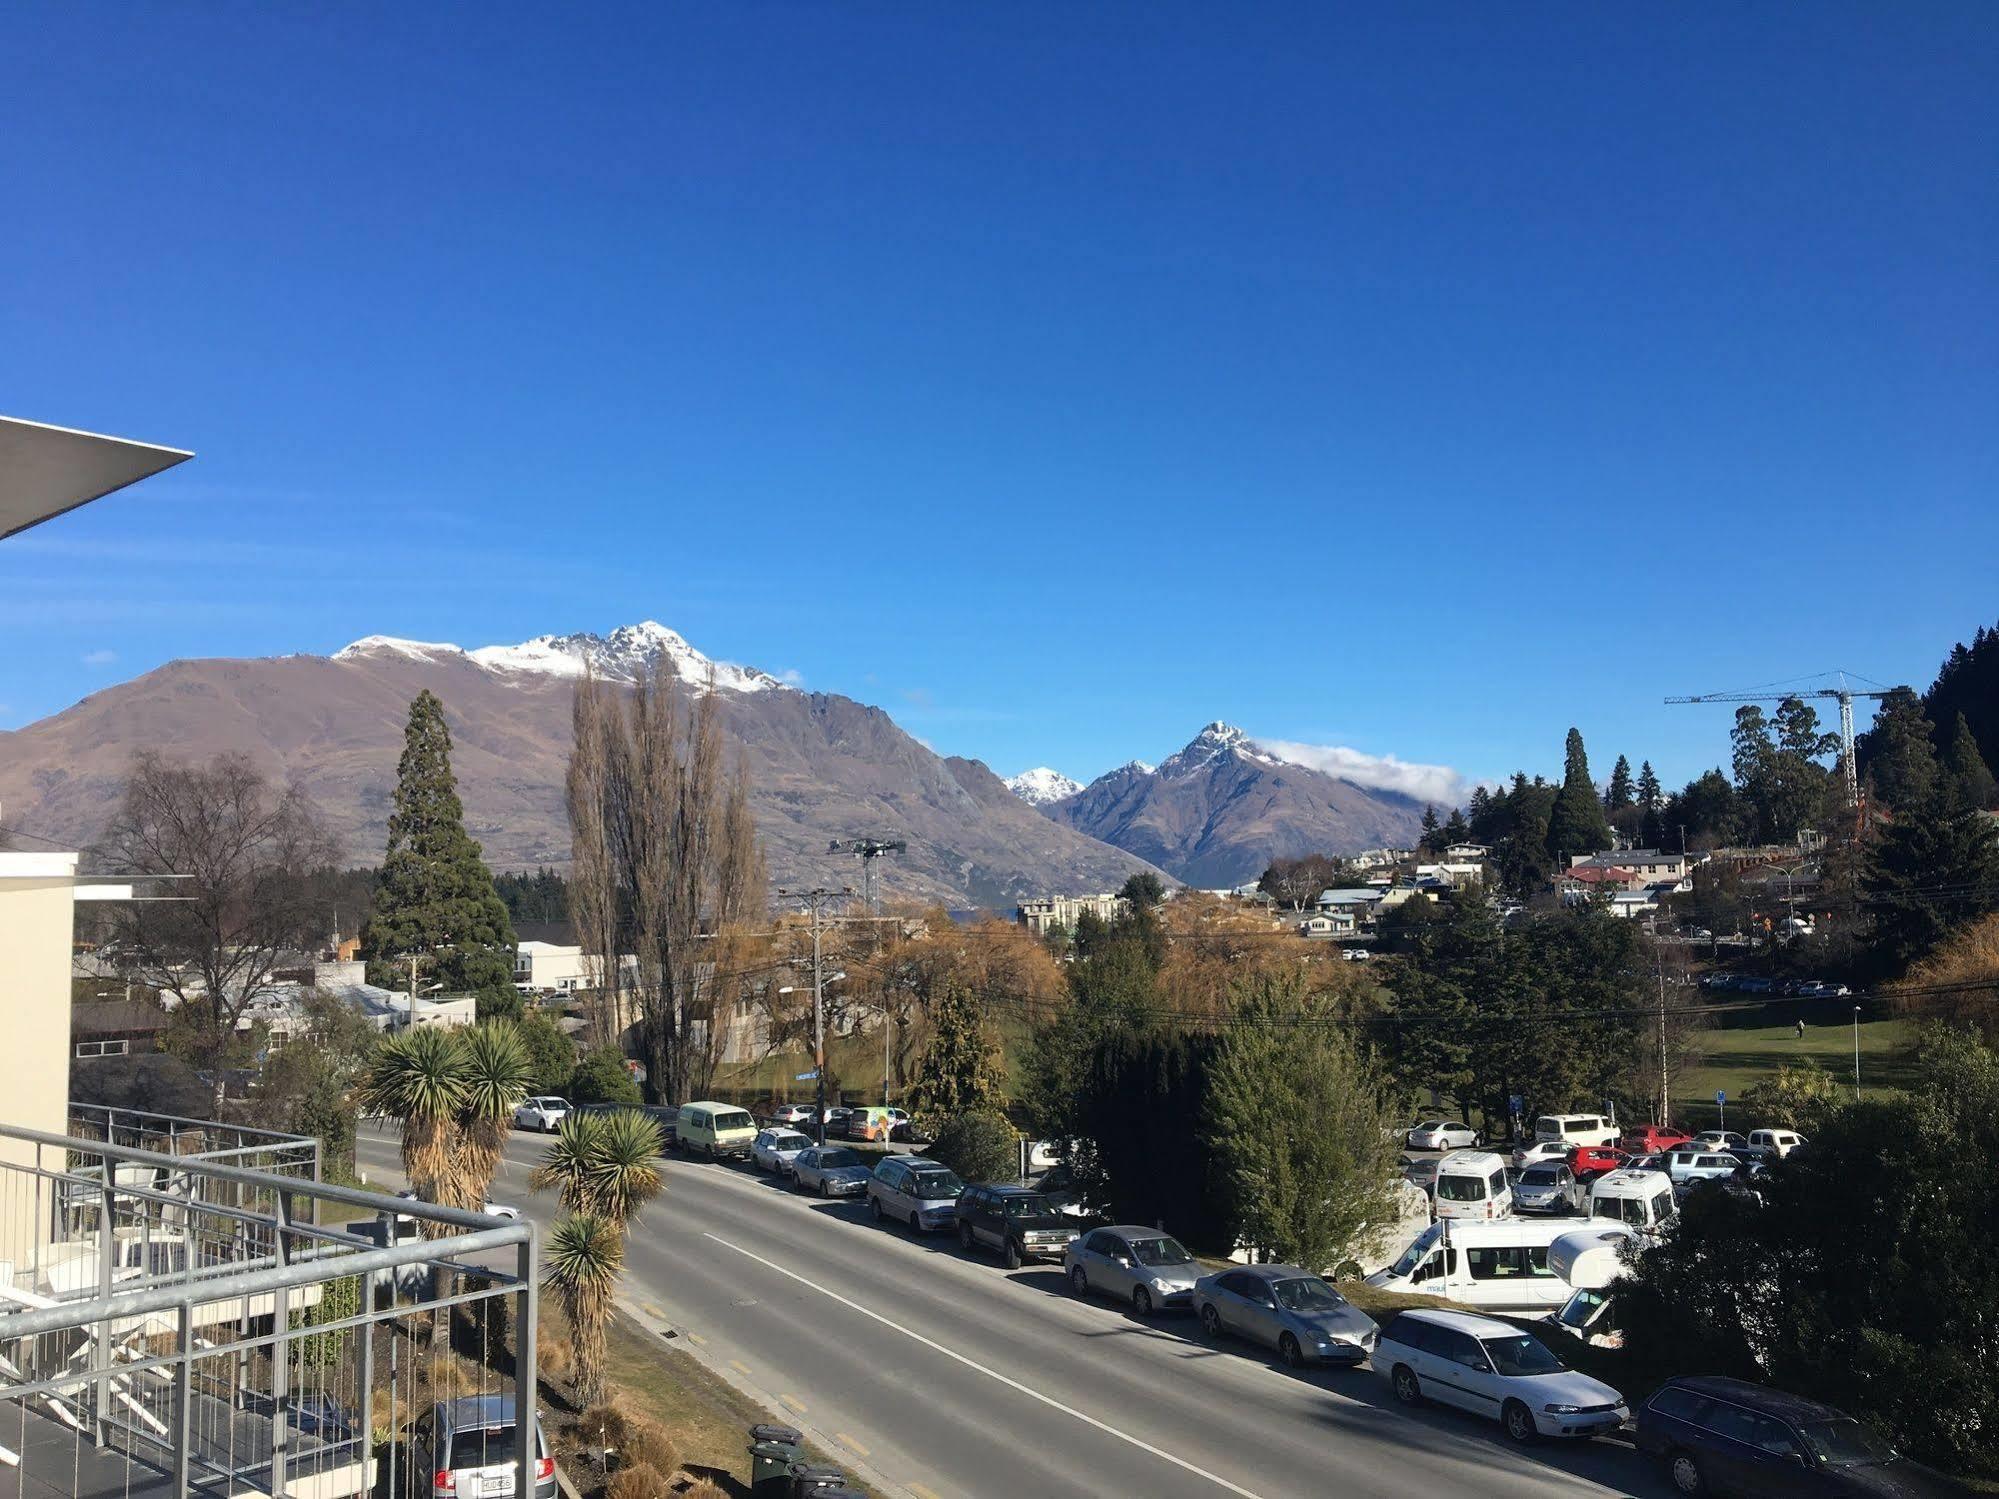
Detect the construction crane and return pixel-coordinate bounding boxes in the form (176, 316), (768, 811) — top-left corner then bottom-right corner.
(1664, 677), (1893, 807)
(828, 837), (906, 912)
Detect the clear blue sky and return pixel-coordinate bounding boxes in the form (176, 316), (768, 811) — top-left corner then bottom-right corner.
(4, 2), (1994, 800)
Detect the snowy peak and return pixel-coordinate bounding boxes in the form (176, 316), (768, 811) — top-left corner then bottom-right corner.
(1157, 720), (1269, 778)
(1005, 767), (1084, 806)
(335, 621), (789, 694)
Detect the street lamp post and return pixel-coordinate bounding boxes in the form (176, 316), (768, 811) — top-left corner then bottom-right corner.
(1852, 1005), (1862, 1100)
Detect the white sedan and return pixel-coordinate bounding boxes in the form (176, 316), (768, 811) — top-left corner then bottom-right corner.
(1511, 1139), (1572, 1171)
(512, 1096), (571, 1132)
(752, 1127), (814, 1177)
(1378, 1308), (1628, 1443)
(1407, 1120), (1480, 1151)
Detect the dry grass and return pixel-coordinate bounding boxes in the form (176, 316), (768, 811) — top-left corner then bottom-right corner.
(605, 1464), (671, 1499)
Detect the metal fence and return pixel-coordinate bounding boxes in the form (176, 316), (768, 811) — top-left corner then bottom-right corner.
(0, 1122), (535, 1498)
(65, 1105), (322, 1185)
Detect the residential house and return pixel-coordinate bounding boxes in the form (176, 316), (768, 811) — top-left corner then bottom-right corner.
(1018, 892), (1125, 937)
(70, 1000), (168, 1062)
(1443, 843), (1491, 862)
(1568, 848), (1695, 889)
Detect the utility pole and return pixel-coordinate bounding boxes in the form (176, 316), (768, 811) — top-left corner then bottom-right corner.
(827, 838), (906, 914)
(781, 887), (852, 1145)
(1656, 954), (1672, 1127)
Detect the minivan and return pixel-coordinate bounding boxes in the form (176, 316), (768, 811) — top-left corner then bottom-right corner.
(1363, 1217), (1582, 1311)
(1432, 1150), (1512, 1221)
(675, 1101), (759, 1160)
(1533, 1113), (1619, 1149)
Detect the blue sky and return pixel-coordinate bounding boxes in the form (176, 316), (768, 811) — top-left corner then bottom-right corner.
(4, 2), (1995, 802)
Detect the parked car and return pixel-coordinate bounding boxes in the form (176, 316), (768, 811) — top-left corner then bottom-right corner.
(955, 1184), (1078, 1268)
(1064, 1225), (1200, 1313)
(751, 1127), (814, 1177)
(1532, 1113), (1620, 1149)
(1512, 1139), (1573, 1172)
(1433, 1150), (1514, 1221)
(512, 1096), (570, 1132)
(1693, 1131), (1749, 1153)
(1401, 1156), (1444, 1194)
(412, 1395), (557, 1499)
(396, 1189), (517, 1222)
(843, 1106), (910, 1143)
(1194, 1265), (1378, 1368)
(1035, 1162), (1094, 1218)
(867, 1156), (963, 1231)
(1636, 1374), (1931, 1496)
(1746, 1129), (1808, 1160)
(1374, 1308), (1628, 1443)
(1621, 1124), (1692, 1156)
(766, 1103), (816, 1128)
(1407, 1120), (1481, 1151)
(821, 1106), (853, 1131)
(1570, 1145), (1629, 1180)
(791, 1145), (873, 1197)
(1513, 1162), (1585, 1216)
(1666, 1148), (1743, 1191)
(675, 1101), (759, 1161)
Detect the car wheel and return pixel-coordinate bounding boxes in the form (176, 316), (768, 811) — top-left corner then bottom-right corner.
(1391, 1364), (1422, 1406)
(819, 1179), (830, 1198)
(908, 1211), (921, 1233)
(1200, 1304), (1222, 1339)
(1278, 1333), (1304, 1369)
(1069, 1265), (1089, 1297)
(1003, 1238), (1022, 1270)
(959, 1222), (974, 1250)
(1667, 1450), (1707, 1495)
(1502, 1400), (1538, 1444)
(869, 1196), (884, 1222)
(1132, 1286), (1152, 1316)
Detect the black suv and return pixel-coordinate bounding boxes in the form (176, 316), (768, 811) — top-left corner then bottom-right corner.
(1636, 1375), (1949, 1496)
(956, 1184), (1078, 1268)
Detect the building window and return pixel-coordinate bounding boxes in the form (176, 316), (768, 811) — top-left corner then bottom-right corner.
(74, 1038), (131, 1059)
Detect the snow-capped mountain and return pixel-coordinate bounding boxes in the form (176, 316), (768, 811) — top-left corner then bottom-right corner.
(1004, 768), (1084, 806)
(335, 621), (787, 693)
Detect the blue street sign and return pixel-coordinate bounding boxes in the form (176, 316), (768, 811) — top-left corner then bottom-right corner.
(1716, 1090), (1726, 1105)
(1508, 1094), (1524, 1116)
(795, 1070), (818, 1082)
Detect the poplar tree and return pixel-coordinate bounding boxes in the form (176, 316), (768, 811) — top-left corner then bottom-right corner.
(365, 690), (519, 1010)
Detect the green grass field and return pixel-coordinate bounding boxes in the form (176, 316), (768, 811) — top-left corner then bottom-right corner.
(1675, 1014), (1921, 1128)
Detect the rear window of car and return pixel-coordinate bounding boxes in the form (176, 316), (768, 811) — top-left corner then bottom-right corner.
(447, 1423), (533, 1467)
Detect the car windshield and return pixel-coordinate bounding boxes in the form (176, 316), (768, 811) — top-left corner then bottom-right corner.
(1390, 1225), (1442, 1276)
(772, 1133), (810, 1151)
(1435, 1174), (1487, 1202)
(1555, 1287), (1606, 1330)
(908, 1168), (963, 1199)
(1130, 1236), (1192, 1267)
(1797, 1418), (1894, 1467)
(1003, 1194), (1054, 1218)
(1479, 1334), (1567, 1377)
(1271, 1277), (1345, 1313)
(818, 1149), (860, 1169)
(713, 1110), (755, 1132)
(1521, 1166), (1563, 1185)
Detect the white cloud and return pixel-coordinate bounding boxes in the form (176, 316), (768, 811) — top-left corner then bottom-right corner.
(775, 667), (806, 687)
(1250, 737), (1468, 806)
(81, 649), (118, 665)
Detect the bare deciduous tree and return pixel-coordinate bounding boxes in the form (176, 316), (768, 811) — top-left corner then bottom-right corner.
(97, 753), (338, 1083)
(567, 667), (767, 1104)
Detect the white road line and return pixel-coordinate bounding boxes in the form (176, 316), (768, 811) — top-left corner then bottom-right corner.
(702, 1231), (1269, 1499)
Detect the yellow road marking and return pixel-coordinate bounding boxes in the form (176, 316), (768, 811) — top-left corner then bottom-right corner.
(835, 1433), (870, 1458)
(910, 1485), (943, 1499)
(729, 1359), (753, 1376)
(780, 1394), (807, 1414)
(641, 1302), (665, 1319)
(687, 1332), (707, 1346)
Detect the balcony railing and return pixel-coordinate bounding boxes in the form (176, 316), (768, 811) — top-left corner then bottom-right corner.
(65, 1105), (322, 1186)
(0, 1121), (536, 1497)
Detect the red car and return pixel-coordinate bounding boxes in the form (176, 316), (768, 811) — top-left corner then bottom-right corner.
(1571, 1144), (1629, 1179)
(1619, 1124), (1691, 1156)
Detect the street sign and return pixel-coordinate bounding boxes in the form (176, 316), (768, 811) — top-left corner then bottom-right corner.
(795, 1070), (818, 1082)
(1715, 1090), (1725, 1105)
(1508, 1094), (1524, 1117)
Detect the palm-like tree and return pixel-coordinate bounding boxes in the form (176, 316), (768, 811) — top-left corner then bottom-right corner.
(456, 1021), (536, 1212)
(529, 1110), (664, 1223)
(361, 1026), (469, 1216)
(544, 1213), (622, 1407)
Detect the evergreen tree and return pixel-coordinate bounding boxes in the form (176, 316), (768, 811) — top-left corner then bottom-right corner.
(1945, 711), (1998, 811)
(1441, 808), (1471, 846)
(1636, 760), (1665, 847)
(1605, 755), (1634, 810)
(1865, 688), (1940, 812)
(1545, 727), (1612, 861)
(907, 979), (1006, 1124)
(365, 691), (518, 1009)
(1867, 781), (1999, 973)
(1419, 804), (1443, 854)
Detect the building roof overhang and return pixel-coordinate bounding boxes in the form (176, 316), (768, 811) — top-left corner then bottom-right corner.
(1, 414), (192, 541)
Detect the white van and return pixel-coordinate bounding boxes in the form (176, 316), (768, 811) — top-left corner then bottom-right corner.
(1747, 1128), (1807, 1159)
(1365, 1217), (1583, 1311)
(1532, 1113), (1619, 1149)
(1585, 1169), (1678, 1233)
(1431, 1150), (1513, 1222)
(1545, 1225), (1637, 1346)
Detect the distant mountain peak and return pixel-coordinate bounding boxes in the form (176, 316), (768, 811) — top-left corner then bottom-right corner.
(1158, 720), (1269, 778)
(1004, 767), (1084, 806)
(335, 621), (788, 694)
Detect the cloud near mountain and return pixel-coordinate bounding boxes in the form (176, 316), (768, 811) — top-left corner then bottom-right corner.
(1246, 738), (1466, 806)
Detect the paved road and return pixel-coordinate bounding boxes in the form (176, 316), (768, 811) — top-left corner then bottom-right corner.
(357, 1128), (1665, 1499)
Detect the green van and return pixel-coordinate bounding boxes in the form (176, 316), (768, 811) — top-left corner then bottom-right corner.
(676, 1101), (759, 1160)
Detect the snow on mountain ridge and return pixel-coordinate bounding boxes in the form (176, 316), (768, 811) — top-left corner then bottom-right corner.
(336, 621), (787, 693)
(1005, 767), (1084, 806)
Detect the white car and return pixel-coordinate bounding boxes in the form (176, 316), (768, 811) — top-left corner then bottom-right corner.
(395, 1189), (518, 1221)
(1511, 1139), (1572, 1171)
(1406, 1120), (1480, 1151)
(752, 1127), (814, 1177)
(512, 1096), (571, 1132)
(1376, 1307), (1628, 1443)
(1747, 1128), (1807, 1159)
(1691, 1130), (1747, 1153)
(1664, 1148), (1741, 1190)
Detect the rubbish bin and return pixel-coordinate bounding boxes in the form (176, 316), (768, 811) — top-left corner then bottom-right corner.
(747, 1424), (804, 1496)
(789, 1463), (850, 1496)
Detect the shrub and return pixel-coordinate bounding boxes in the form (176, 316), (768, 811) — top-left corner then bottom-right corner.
(925, 1109), (1018, 1183)
(571, 1047), (643, 1105)
(620, 1417), (679, 1478)
(606, 1462), (668, 1499)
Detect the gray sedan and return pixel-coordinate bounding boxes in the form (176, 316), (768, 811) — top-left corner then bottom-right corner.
(1193, 1265), (1379, 1368)
(1513, 1162), (1585, 1215)
(1064, 1226), (1201, 1314)
(791, 1145), (873, 1197)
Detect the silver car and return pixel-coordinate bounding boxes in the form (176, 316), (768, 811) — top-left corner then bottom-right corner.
(1064, 1225), (1199, 1314)
(867, 1157), (964, 1232)
(1513, 1162), (1585, 1215)
(1193, 1265), (1379, 1368)
(791, 1145), (872, 1197)
(751, 1127), (813, 1177)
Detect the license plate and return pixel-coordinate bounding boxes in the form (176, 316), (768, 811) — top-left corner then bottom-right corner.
(482, 1477), (513, 1496)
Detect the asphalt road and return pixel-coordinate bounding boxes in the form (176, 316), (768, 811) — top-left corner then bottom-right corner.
(356, 1127), (1667, 1499)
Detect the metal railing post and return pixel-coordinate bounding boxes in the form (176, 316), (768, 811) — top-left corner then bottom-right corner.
(173, 1302), (193, 1493)
(358, 1268), (378, 1489)
(92, 1162), (115, 1448)
(271, 1279), (291, 1495)
(516, 1235), (537, 1497)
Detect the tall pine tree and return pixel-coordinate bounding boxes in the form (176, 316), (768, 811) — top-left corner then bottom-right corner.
(365, 690), (519, 1013)
(1636, 761), (1665, 847)
(1945, 711), (1998, 811)
(1606, 755), (1635, 810)
(1545, 727), (1612, 861)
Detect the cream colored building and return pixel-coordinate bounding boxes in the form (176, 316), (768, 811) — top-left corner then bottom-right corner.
(1017, 891), (1125, 937)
